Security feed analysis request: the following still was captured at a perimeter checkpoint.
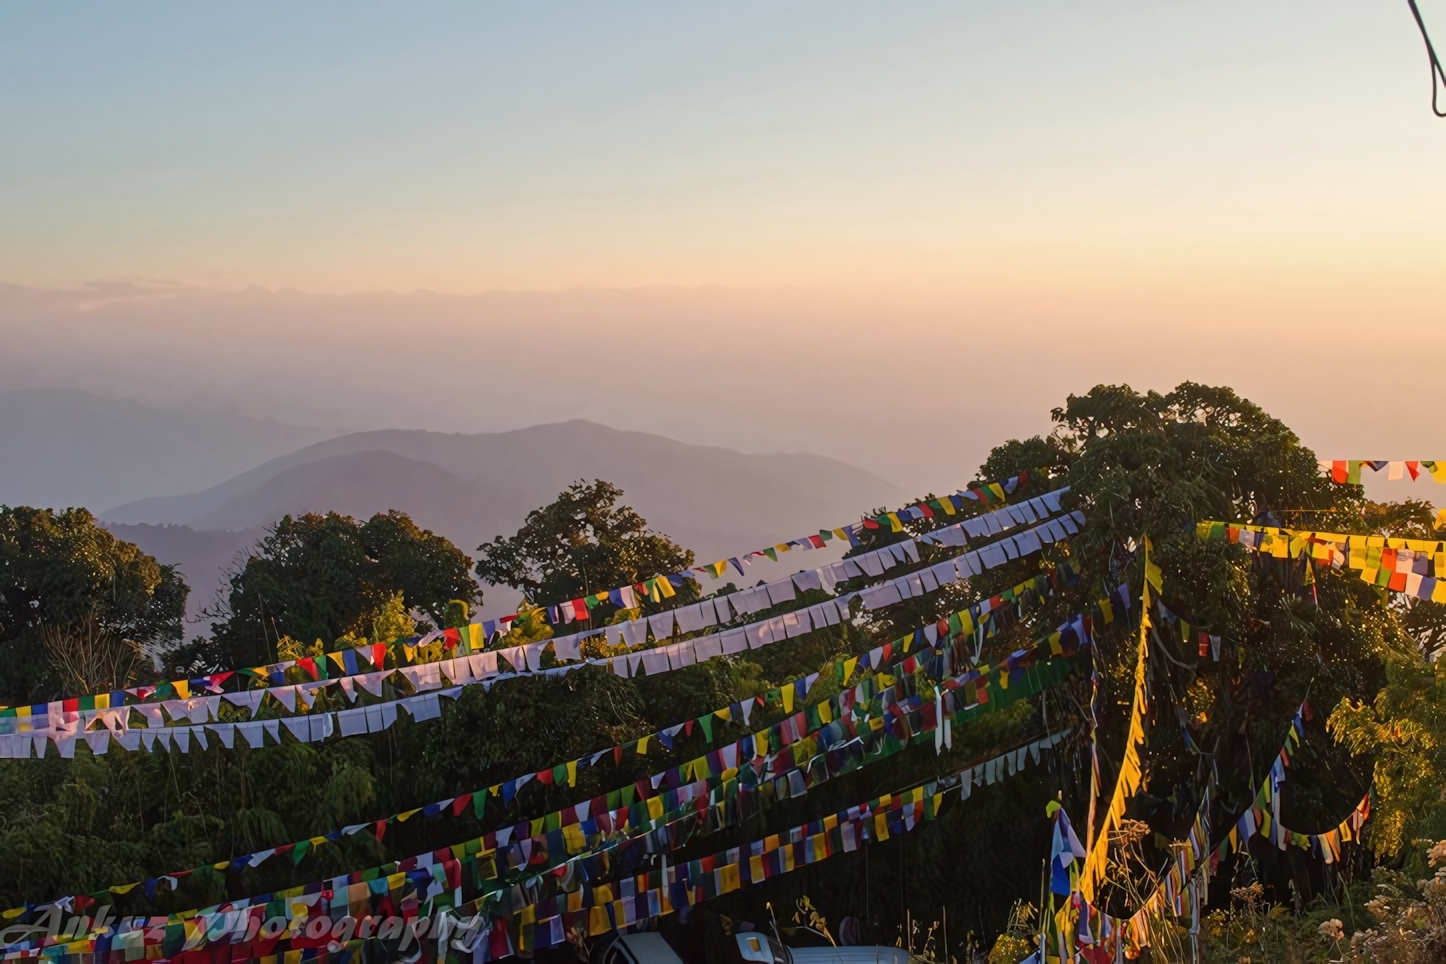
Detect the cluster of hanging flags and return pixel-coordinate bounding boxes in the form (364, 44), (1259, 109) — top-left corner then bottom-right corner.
(1195, 521), (1446, 603)
(1036, 700), (1373, 962)
(0, 504), (1082, 759)
(1317, 460), (1446, 484)
(13, 528), (1372, 964)
(5, 569), (1121, 923)
(537, 470), (1041, 628)
(494, 730), (1075, 955)
(0, 722), (1075, 964)
(0, 470), (1056, 732)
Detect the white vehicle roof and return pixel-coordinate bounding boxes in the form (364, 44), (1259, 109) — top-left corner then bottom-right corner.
(787, 947), (911, 964)
(612, 932), (686, 964)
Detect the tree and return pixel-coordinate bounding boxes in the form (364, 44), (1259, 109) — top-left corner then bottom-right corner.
(205, 510), (478, 670)
(475, 480), (695, 607)
(995, 383), (1400, 918)
(0, 506), (186, 703)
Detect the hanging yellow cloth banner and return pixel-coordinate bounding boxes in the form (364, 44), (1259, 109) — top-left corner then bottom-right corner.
(1080, 535), (1153, 903)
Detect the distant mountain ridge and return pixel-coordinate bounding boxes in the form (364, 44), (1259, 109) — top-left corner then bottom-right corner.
(0, 387), (339, 511)
(102, 421), (907, 627)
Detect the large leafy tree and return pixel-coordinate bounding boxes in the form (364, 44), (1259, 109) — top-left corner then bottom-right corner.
(475, 480), (695, 606)
(205, 510), (478, 669)
(983, 383), (1404, 918)
(0, 506), (186, 703)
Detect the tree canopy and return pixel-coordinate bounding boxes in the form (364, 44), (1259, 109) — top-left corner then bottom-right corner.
(0, 506), (186, 704)
(475, 479), (695, 605)
(204, 510), (478, 670)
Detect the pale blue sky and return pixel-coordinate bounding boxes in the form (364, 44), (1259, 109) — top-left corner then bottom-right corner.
(2, 2), (1442, 291)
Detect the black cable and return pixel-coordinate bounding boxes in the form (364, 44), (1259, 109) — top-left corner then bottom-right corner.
(1407, 0), (1446, 117)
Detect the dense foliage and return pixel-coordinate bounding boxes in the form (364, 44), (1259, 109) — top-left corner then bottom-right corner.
(198, 510), (479, 671)
(475, 479), (696, 605)
(0, 506), (186, 704)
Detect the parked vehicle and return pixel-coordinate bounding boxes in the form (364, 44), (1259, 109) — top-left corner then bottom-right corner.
(592, 932), (687, 964)
(735, 932), (910, 964)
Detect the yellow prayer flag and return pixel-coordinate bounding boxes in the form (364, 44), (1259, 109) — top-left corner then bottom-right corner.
(1143, 536), (1163, 595)
(719, 862), (741, 893)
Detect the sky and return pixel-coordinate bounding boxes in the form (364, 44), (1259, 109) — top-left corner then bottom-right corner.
(1, 2), (1444, 495)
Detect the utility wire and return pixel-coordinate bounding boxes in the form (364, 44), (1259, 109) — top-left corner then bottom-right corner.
(1407, 0), (1446, 117)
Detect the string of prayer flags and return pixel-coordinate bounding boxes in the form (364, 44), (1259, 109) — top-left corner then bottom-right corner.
(1318, 460), (1446, 484)
(1218, 701), (1372, 865)
(536, 469), (1051, 631)
(0, 493), (1078, 749)
(1079, 536), (1154, 903)
(539, 482), (1071, 633)
(14, 725), (1062, 962)
(1053, 704), (1295, 958)
(11, 653), (1081, 953)
(0, 509), (1081, 758)
(18, 576), (1114, 927)
(1196, 520), (1446, 603)
(499, 730), (1073, 952)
